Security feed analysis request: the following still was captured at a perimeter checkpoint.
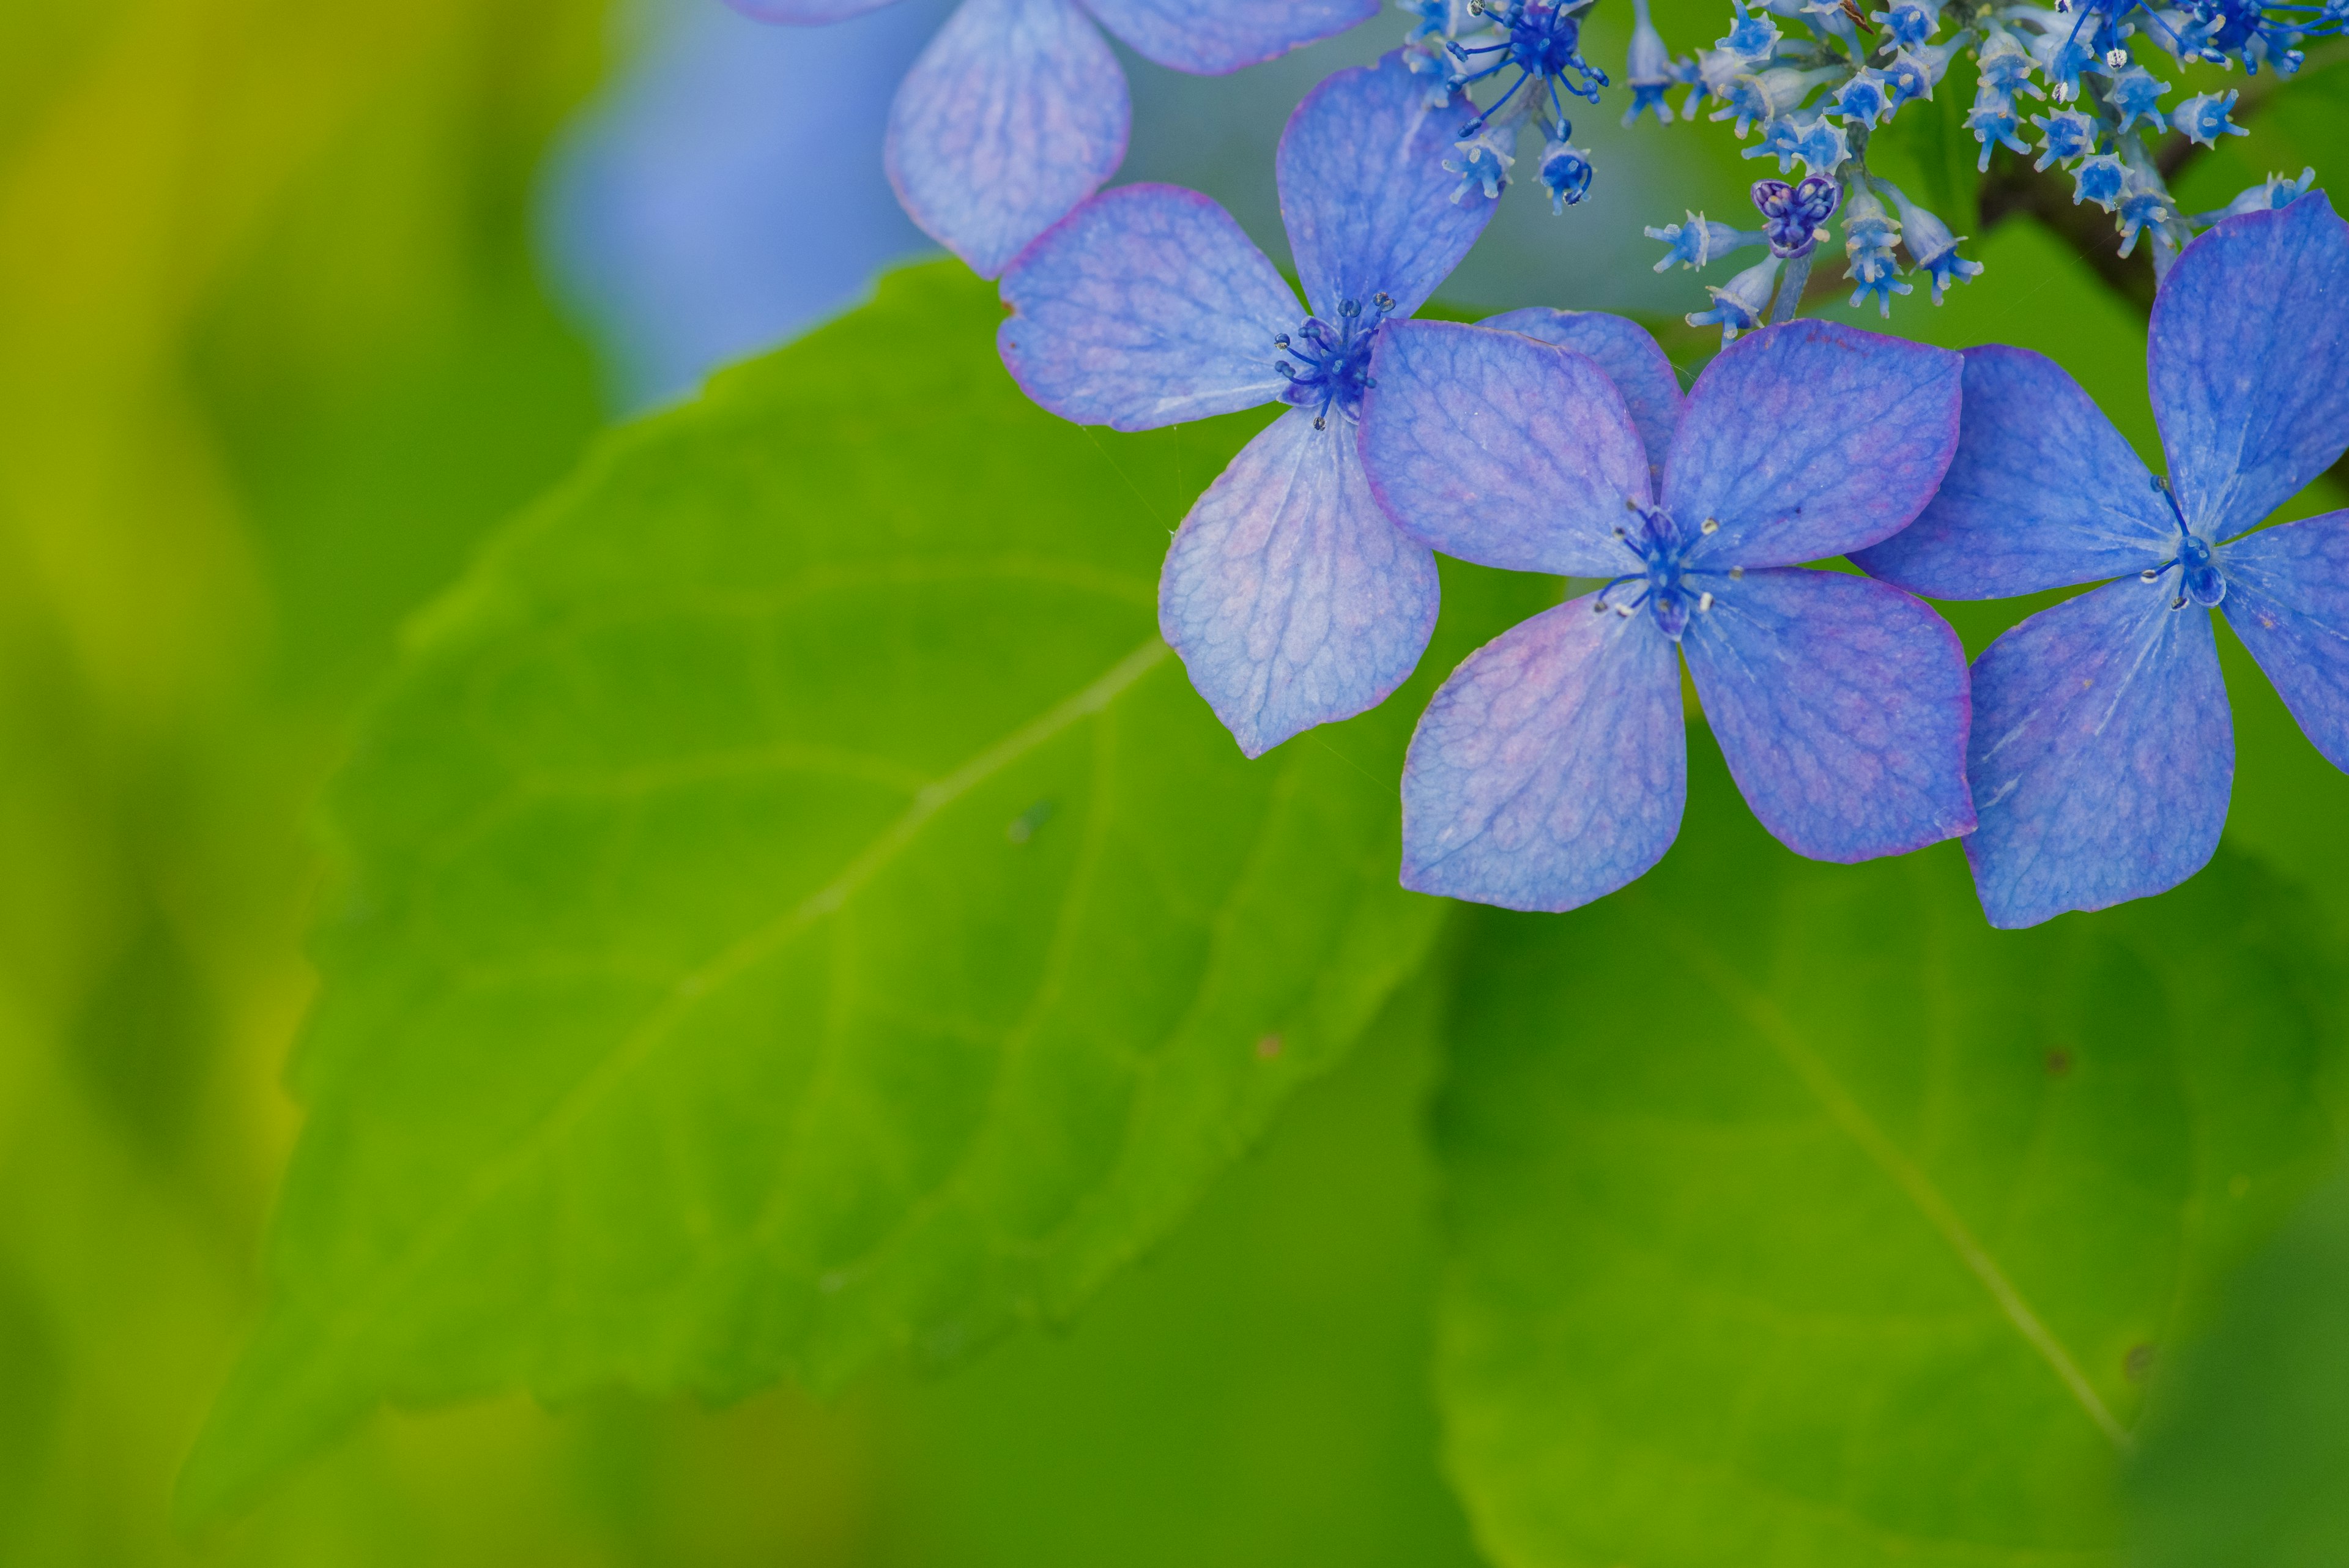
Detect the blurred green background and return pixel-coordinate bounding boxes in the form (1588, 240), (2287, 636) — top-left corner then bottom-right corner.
(2, 0), (2344, 1562)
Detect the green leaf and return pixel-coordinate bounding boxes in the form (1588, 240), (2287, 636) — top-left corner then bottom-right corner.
(1434, 739), (2345, 1568)
(2124, 1159), (2349, 1567)
(180, 259), (1547, 1520)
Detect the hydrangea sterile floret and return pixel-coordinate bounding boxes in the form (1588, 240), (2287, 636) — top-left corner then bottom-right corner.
(995, 54), (1496, 757)
(1852, 191), (2349, 927)
(1356, 316), (1975, 912)
(727, 0), (1375, 276)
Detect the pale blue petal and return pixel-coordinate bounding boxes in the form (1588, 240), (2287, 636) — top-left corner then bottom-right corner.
(727, 0), (900, 21)
(1079, 0), (1377, 73)
(885, 0), (1127, 277)
(998, 185), (1297, 429)
(1278, 52), (1494, 320)
(2221, 510), (2349, 771)
(1400, 596), (1685, 913)
(1358, 320), (1650, 575)
(1964, 578), (2232, 929)
(1682, 568), (1975, 862)
(1666, 321), (1962, 569)
(1479, 307), (1685, 478)
(2152, 192), (2349, 542)
(1160, 408), (1440, 757)
(1853, 346), (2176, 597)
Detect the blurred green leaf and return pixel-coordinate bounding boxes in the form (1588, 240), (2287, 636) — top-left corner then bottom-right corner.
(183, 259), (1549, 1520)
(1434, 737), (2344, 1568)
(2124, 1159), (2349, 1568)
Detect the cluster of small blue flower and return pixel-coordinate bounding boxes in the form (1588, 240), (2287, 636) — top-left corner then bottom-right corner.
(719, 0), (2345, 927)
(1401, 0), (2340, 333)
(993, 56), (2349, 928)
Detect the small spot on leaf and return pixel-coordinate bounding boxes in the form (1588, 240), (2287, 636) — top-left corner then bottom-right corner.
(2124, 1342), (2156, 1383)
(2045, 1048), (2072, 1076)
(1255, 1034), (1283, 1060)
(1006, 800), (1056, 844)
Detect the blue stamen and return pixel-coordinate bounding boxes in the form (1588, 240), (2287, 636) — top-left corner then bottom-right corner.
(1272, 294), (1398, 429)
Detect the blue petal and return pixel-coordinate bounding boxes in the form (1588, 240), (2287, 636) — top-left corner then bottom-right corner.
(1278, 51), (1496, 321)
(1682, 568), (1976, 862)
(1853, 346), (2176, 598)
(1401, 596), (1685, 912)
(1479, 307), (1686, 478)
(998, 185), (1297, 429)
(885, 0), (1128, 277)
(2152, 192), (2349, 542)
(1666, 320), (1962, 569)
(2221, 510), (2349, 771)
(1078, 0), (1378, 73)
(1964, 579), (2232, 929)
(727, 0), (900, 20)
(1357, 320), (1651, 575)
(1160, 409), (1440, 757)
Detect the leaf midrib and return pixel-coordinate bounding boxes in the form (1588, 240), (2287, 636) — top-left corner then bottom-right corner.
(1633, 897), (2132, 1452)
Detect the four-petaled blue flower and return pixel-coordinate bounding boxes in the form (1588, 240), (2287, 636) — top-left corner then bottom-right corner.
(727, 0), (1375, 276)
(996, 54), (1494, 757)
(1356, 317), (1976, 912)
(1854, 193), (2349, 927)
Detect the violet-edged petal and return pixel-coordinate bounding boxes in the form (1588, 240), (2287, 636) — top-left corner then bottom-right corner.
(1358, 320), (1651, 576)
(1078, 0), (1377, 74)
(1964, 578), (2232, 929)
(726, 0), (900, 20)
(1853, 346), (2178, 598)
(2151, 192), (2349, 541)
(1278, 51), (1494, 321)
(1480, 307), (1687, 477)
(1666, 320), (1962, 569)
(1160, 408), (1440, 757)
(885, 0), (1128, 278)
(998, 185), (1298, 429)
(1682, 568), (1975, 863)
(2221, 510), (2349, 771)
(1401, 596), (1685, 913)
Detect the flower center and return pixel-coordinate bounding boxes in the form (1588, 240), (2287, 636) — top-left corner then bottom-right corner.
(1274, 295), (1394, 430)
(1451, 0), (1608, 137)
(2138, 476), (2227, 609)
(1591, 504), (1737, 642)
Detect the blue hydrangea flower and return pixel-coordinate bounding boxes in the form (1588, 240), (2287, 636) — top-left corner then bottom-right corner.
(1884, 185), (1985, 301)
(2191, 165), (2317, 225)
(1355, 319), (1973, 912)
(1742, 110), (1849, 174)
(1876, 0), (1946, 48)
(1967, 91), (2033, 170)
(2113, 165), (2180, 255)
(727, 0), (1375, 275)
(1712, 64), (1841, 136)
(2073, 150), (2127, 208)
(1852, 193), (2349, 927)
(995, 54), (1494, 756)
(1838, 67), (1900, 127)
(2104, 63), (2171, 131)
(2170, 87), (2250, 145)
(1623, 0), (1690, 122)
(1884, 37), (1963, 104)
(1645, 211), (1767, 271)
(2033, 106), (2099, 168)
(1539, 138), (1597, 208)
(1689, 253), (1785, 341)
(1843, 186), (1912, 315)
(1754, 173), (1841, 256)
